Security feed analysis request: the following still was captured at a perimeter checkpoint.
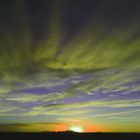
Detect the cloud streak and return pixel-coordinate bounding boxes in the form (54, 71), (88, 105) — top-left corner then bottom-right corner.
(0, 0), (140, 132)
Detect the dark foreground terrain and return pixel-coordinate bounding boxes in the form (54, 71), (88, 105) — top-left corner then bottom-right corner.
(0, 132), (140, 140)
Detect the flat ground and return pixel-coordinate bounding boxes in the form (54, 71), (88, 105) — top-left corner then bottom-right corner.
(0, 132), (140, 140)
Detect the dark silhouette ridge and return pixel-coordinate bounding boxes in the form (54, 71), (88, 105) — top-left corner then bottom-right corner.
(0, 132), (140, 140)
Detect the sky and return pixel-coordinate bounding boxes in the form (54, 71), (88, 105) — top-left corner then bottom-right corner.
(0, 0), (140, 132)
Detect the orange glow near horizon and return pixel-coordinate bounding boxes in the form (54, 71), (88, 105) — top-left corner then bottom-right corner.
(55, 124), (69, 132)
(0, 121), (108, 132)
(68, 120), (105, 132)
(54, 120), (105, 133)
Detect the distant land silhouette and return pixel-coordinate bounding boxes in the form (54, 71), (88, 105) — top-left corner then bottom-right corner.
(0, 132), (140, 140)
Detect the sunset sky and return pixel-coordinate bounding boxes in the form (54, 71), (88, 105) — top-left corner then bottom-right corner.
(0, 0), (140, 132)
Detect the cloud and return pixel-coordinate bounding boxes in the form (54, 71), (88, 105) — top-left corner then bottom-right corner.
(87, 109), (140, 117)
(0, 102), (18, 113)
(0, 66), (140, 122)
(19, 99), (140, 117)
(0, 0), (140, 127)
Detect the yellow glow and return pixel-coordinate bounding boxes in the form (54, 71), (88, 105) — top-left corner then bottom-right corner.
(69, 125), (84, 133)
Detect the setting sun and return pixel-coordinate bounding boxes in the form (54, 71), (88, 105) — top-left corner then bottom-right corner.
(69, 126), (84, 133)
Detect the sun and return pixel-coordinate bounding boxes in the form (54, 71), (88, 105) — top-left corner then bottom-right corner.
(69, 125), (84, 133)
